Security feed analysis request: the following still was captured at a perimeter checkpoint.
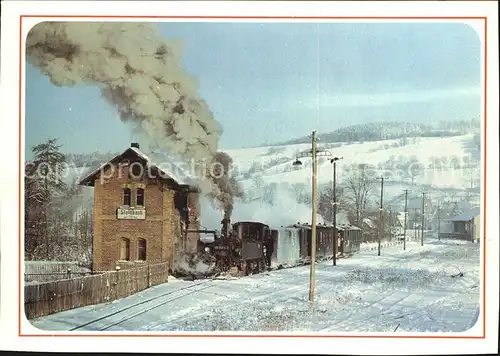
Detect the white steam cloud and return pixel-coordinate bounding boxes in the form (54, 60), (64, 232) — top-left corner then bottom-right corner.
(200, 185), (324, 232)
(26, 21), (242, 217)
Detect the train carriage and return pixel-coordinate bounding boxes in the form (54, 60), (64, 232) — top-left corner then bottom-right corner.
(197, 219), (364, 277)
(269, 227), (301, 268)
(316, 224), (335, 259)
(287, 223), (336, 262)
(341, 224), (362, 254)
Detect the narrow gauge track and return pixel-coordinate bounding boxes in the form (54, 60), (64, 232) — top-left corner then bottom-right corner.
(69, 279), (220, 331)
(68, 246), (422, 331)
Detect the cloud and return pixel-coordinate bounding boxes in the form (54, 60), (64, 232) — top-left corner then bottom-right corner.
(310, 86), (481, 109)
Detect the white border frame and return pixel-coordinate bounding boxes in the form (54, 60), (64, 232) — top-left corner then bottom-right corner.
(1, 1), (498, 354)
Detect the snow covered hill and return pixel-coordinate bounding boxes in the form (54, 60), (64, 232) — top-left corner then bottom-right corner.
(55, 132), (481, 230)
(226, 133), (480, 191)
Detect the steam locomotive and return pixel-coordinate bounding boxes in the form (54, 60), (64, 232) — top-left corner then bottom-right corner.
(198, 218), (362, 276)
(199, 219), (271, 275)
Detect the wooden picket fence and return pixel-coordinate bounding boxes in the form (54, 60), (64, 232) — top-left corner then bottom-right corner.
(24, 261), (169, 319)
(366, 240), (405, 251)
(25, 261), (91, 283)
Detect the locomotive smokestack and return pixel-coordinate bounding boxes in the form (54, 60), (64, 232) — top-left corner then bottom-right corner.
(221, 217), (230, 238)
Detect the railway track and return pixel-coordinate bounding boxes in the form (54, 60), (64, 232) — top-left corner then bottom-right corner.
(69, 280), (221, 331)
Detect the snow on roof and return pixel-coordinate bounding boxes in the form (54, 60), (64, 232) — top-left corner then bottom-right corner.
(79, 145), (200, 188)
(363, 218), (375, 229)
(144, 148), (199, 187)
(129, 146), (151, 162)
(449, 207), (480, 222)
(282, 222), (362, 231)
(343, 224), (361, 231)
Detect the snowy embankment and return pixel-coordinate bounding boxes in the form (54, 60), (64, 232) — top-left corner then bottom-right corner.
(30, 237), (480, 333)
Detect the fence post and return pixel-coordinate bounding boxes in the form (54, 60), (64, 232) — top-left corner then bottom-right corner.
(147, 262), (151, 288)
(115, 266), (120, 300)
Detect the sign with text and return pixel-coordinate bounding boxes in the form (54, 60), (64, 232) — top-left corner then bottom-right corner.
(117, 207), (146, 220)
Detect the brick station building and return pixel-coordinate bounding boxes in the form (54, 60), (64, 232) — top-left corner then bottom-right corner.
(79, 143), (200, 272)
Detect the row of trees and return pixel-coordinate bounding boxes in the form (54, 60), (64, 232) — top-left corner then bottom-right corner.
(25, 138), (92, 265)
(277, 118), (480, 146)
(246, 164), (386, 242)
(318, 164), (376, 229)
(246, 162), (477, 243)
(241, 153), (479, 189)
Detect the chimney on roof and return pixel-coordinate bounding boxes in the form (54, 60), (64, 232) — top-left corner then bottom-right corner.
(131, 143), (140, 149)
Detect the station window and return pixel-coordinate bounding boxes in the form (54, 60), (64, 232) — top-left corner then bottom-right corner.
(120, 238), (130, 260)
(123, 188), (131, 206)
(138, 239), (147, 261)
(136, 188), (144, 206)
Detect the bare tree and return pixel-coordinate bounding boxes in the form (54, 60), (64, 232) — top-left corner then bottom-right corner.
(450, 156), (461, 169)
(406, 156), (425, 186)
(342, 164), (376, 225)
(291, 182), (310, 205)
(318, 184), (346, 223)
(461, 156), (480, 189)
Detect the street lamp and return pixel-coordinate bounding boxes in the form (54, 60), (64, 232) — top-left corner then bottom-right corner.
(330, 156), (343, 266)
(292, 130), (335, 303)
(421, 192), (427, 246)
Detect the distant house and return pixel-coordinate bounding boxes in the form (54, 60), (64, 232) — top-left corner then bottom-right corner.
(474, 215), (481, 242)
(361, 218), (376, 242)
(439, 207), (480, 242)
(395, 212), (408, 231)
(362, 218), (375, 229)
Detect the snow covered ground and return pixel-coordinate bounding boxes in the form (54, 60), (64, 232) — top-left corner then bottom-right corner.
(29, 236), (480, 333)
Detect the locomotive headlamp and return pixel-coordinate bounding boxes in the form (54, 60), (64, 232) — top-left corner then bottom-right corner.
(204, 247), (210, 253)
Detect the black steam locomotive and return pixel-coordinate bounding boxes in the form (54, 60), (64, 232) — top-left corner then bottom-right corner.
(199, 219), (272, 276)
(199, 219), (362, 276)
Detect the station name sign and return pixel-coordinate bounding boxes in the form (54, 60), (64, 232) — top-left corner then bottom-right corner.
(117, 207), (146, 220)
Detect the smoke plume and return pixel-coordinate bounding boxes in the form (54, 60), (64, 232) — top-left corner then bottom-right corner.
(200, 184), (325, 233)
(26, 21), (242, 217)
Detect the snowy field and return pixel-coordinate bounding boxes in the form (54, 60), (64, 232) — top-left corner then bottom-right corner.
(29, 237), (480, 333)
(225, 134), (479, 190)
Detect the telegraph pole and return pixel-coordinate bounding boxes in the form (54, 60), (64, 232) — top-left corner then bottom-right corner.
(389, 206), (393, 241)
(310, 130), (318, 303)
(437, 204), (441, 241)
(292, 130), (338, 303)
(331, 157), (343, 266)
(412, 208), (418, 240)
(377, 177), (388, 256)
(403, 189), (409, 251)
(421, 193), (426, 246)
(332, 165), (336, 267)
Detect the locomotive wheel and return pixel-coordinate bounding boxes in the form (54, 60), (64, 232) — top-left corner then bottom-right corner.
(259, 260), (266, 273)
(253, 262), (260, 274)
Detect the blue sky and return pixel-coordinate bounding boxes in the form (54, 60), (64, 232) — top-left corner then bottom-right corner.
(25, 22), (481, 156)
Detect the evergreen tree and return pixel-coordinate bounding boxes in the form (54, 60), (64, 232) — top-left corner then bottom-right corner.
(25, 138), (67, 259)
